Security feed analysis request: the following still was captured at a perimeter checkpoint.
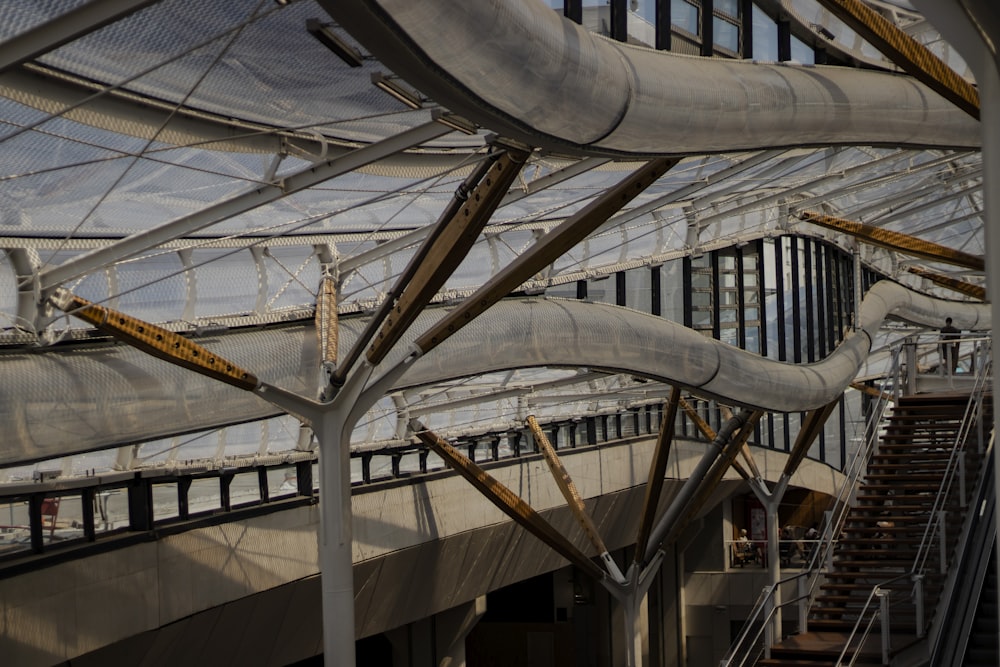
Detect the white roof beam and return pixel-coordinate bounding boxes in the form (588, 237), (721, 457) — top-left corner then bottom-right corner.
(0, 0), (158, 73)
(38, 121), (451, 291)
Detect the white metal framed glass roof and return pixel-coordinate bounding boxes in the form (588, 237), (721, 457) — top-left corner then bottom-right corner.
(0, 0), (988, 482)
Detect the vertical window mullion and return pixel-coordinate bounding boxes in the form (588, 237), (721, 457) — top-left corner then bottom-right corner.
(656, 0), (672, 50)
(701, 0), (715, 56)
(736, 246), (746, 349)
(566, 0), (583, 24)
(611, 0), (628, 42)
(683, 256), (693, 328)
(777, 15), (791, 61)
(757, 239), (767, 358)
(815, 242), (827, 356)
(803, 239), (815, 362)
(824, 244), (836, 352)
(651, 265), (662, 316)
(789, 237), (802, 364)
(775, 238), (787, 362)
(711, 251), (721, 340)
(740, 0), (753, 58)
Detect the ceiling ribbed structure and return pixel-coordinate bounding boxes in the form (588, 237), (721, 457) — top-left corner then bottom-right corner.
(0, 0), (989, 481)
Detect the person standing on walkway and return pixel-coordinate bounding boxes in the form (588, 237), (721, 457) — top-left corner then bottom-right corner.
(940, 317), (961, 372)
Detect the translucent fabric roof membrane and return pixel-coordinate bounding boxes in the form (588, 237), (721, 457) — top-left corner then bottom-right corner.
(0, 0), (988, 480)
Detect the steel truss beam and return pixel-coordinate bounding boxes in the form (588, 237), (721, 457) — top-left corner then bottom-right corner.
(907, 266), (986, 300)
(366, 148), (529, 365)
(39, 121), (452, 291)
(673, 411), (764, 540)
(635, 387), (681, 560)
(333, 152), (508, 384)
(410, 421), (606, 581)
(49, 289), (259, 391)
(798, 210), (985, 271)
(527, 415), (625, 582)
(780, 399), (840, 483)
(0, 0), (158, 73)
(641, 409), (761, 565)
(415, 158), (679, 353)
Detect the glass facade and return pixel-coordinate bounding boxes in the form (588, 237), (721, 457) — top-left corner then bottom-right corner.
(544, 0), (842, 64)
(541, 236), (881, 466)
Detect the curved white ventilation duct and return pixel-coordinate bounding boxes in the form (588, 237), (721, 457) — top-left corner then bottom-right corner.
(0, 281), (988, 466)
(320, 0), (980, 157)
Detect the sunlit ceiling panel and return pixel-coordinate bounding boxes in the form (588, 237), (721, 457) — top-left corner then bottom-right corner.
(0, 0), (988, 481)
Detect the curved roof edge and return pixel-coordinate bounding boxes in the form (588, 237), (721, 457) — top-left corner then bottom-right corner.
(0, 280), (988, 467)
(319, 0), (981, 157)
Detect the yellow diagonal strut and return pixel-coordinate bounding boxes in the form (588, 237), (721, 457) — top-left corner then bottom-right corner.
(635, 388), (681, 560)
(317, 274), (339, 365)
(907, 266), (985, 300)
(366, 148), (529, 365)
(49, 289), (259, 391)
(679, 396), (714, 440)
(414, 158), (679, 354)
(798, 210), (985, 271)
(814, 0), (979, 119)
(526, 415), (619, 580)
(410, 421), (606, 582)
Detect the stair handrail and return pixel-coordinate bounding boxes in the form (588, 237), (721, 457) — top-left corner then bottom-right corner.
(718, 571), (814, 667)
(828, 337), (992, 662)
(912, 344), (991, 579)
(833, 574), (907, 666)
(831, 430), (994, 666)
(834, 588), (892, 667)
(718, 345), (903, 667)
(806, 343), (904, 578)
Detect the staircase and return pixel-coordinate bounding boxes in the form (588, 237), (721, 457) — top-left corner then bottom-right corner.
(759, 392), (991, 666)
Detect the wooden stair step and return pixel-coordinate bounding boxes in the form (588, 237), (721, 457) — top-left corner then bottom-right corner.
(849, 505), (938, 514)
(845, 517), (935, 524)
(835, 539), (924, 548)
(858, 482), (941, 499)
(867, 462), (953, 470)
(854, 492), (947, 501)
(864, 475), (945, 483)
(834, 551), (919, 560)
(887, 412), (964, 418)
(806, 619), (919, 633)
(873, 449), (955, 456)
(820, 576), (942, 585)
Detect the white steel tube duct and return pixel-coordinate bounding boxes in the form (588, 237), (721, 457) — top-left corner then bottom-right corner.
(0, 281), (988, 466)
(319, 0), (980, 157)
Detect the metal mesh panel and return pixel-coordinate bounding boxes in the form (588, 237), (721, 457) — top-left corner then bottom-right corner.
(191, 248), (260, 319)
(262, 246), (319, 312)
(325, 0), (980, 156)
(0, 283), (990, 466)
(115, 251), (188, 322)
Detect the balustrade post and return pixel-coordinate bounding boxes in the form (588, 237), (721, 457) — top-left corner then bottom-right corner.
(913, 574), (925, 638)
(877, 589), (891, 664)
(764, 596), (774, 661)
(959, 456), (966, 506)
(905, 339), (916, 396)
(938, 510), (948, 574)
(798, 576), (808, 634)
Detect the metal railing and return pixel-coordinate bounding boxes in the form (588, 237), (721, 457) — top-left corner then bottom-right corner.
(719, 346), (903, 667)
(721, 334), (993, 667)
(833, 338), (992, 666)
